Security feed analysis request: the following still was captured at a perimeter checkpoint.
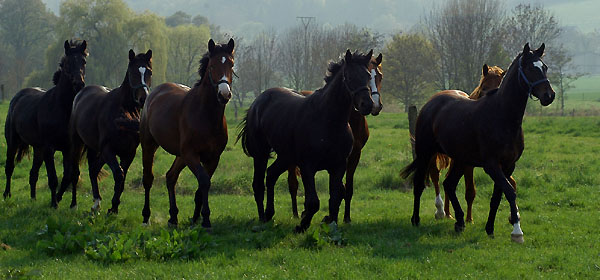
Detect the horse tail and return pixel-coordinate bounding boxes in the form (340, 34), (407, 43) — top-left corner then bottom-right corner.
(236, 113), (250, 156)
(400, 159), (418, 179)
(436, 153), (451, 171)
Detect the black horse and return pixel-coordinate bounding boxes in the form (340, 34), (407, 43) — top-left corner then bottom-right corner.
(401, 43), (555, 243)
(57, 49), (152, 212)
(4, 40), (87, 207)
(238, 50), (374, 232)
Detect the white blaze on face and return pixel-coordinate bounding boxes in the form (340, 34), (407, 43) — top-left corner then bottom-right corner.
(533, 61), (543, 72)
(221, 56), (226, 64)
(138, 67), (149, 94)
(218, 74), (231, 99)
(370, 69), (381, 108)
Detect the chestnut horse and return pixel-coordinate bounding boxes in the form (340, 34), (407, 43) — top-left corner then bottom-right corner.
(57, 49), (152, 212)
(287, 53), (384, 223)
(401, 43), (555, 243)
(4, 40), (87, 207)
(140, 39), (234, 229)
(429, 64), (508, 221)
(238, 50), (375, 232)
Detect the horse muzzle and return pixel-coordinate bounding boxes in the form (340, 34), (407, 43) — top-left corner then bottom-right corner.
(371, 92), (382, 116)
(218, 82), (232, 104)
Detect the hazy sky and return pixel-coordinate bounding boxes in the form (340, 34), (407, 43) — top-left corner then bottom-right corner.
(41, 0), (599, 35)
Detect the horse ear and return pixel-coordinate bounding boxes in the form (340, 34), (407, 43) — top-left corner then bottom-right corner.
(534, 43), (545, 57)
(227, 38), (235, 54)
(129, 49), (135, 61)
(64, 40), (70, 53)
(523, 43), (531, 55)
(366, 49), (373, 61)
(482, 64), (489, 76)
(79, 40), (87, 52)
(345, 49), (352, 63)
(145, 49), (152, 60)
(208, 39), (216, 53)
(375, 53), (383, 65)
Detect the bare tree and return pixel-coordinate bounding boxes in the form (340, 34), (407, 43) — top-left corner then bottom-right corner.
(279, 26), (306, 90)
(425, 0), (505, 91)
(501, 4), (561, 57)
(549, 46), (584, 116)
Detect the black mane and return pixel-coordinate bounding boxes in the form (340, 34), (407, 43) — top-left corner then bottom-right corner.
(195, 43), (232, 87)
(52, 40), (88, 85)
(323, 51), (372, 84)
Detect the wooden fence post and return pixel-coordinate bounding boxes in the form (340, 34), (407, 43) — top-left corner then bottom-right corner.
(0, 84), (4, 103)
(408, 105), (417, 160)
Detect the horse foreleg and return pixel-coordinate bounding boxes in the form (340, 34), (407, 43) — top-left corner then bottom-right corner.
(324, 165), (346, 224)
(3, 140), (18, 199)
(484, 165), (522, 243)
(165, 157), (186, 227)
(429, 160), (445, 219)
(57, 149), (76, 208)
(444, 162), (465, 232)
(28, 148), (43, 200)
(287, 166), (300, 218)
(343, 149), (361, 223)
(186, 157), (212, 229)
(296, 167), (318, 233)
(87, 150), (104, 211)
(43, 148), (59, 208)
(464, 166), (476, 223)
(265, 158), (288, 222)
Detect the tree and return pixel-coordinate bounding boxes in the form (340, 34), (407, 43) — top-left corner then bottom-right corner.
(549, 46), (584, 116)
(501, 4), (561, 57)
(165, 24), (211, 86)
(425, 0), (505, 91)
(192, 15), (209, 26)
(0, 0), (56, 94)
(165, 11), (191, 27)
(384, 33), (438, 111)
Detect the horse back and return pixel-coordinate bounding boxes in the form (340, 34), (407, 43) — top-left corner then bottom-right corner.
(7, 88), (46, 147)
(71, 85), (111, 151)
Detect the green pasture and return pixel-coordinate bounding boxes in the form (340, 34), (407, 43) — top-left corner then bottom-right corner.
(0, 101), (599, 279)
(558, 74), (600, 114)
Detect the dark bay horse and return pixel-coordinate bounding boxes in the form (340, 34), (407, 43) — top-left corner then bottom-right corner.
(401, 43), (555, 243)
(429, 64), (507, 221)
(4, 40), (87, 207)
(140, 39), (234, 229)
(286, 53), (384, 223)
(238, 50), (375, 232)
(57, 49), (152, 212)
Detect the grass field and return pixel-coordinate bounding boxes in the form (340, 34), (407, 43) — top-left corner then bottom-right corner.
(0, 100), (599, 279)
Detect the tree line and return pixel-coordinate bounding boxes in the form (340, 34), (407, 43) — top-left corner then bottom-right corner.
(0, 0), (583, 116)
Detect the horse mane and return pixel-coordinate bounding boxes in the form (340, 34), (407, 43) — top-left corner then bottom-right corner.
(195, 43), (232, 87)
(323, 51), (372, 85)
(469, 65), (504, 99)
(497, 53), (523, 93)
(52, 40), (89, 85)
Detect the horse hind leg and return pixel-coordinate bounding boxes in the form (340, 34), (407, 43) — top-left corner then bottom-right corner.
(28, 148), (44, 200)
(429, 157), (445, 220)
(343, 148), (361, 223)
(295, 167), (318, 233)
(287, 166), (300, 218)
(264, 158), (288, 221)
(464, 166), (476, 223)
(87, 150), (104, 212)
(444, 162), (466, 232)
(140, 137), (158, 224)
(252, 156), (268, 222)
(165, 157), (186, 227)
(43, 148), (59, 208)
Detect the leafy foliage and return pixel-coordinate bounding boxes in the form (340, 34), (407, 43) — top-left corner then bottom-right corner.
(303, 222), (347, 248)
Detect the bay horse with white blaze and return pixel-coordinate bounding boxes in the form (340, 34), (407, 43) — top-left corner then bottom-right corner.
(401, 43), (554, 243)
(4, 40), (87, 207)
(429, 64), (509, 221)
(238, 50), (375, 232)
(57, 49), (152, 212)
(287, 53), (384, 223)
(140, 39), (234, 229)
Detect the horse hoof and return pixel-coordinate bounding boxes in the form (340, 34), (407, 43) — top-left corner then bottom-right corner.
(434, 210), (445, 220)
(487, 233), (495, 239)
(203, 227), (213, 234)
(411, 216), (420, 227)
(454, 223), (465, 232)
(322, 215), (333, 223)
(167, 222), (178, 228)
(511, 234), (524, 244)
(3, 192), (10, 199)
(70, 204), (77, 210)
(142, 221), (151, 227)
(343, 217), (351, 224)
(294, 225), (306, 233)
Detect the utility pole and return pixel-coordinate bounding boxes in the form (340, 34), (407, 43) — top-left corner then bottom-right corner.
(297, 16), (315, 90)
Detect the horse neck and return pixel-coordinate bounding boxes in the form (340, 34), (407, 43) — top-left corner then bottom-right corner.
(117, 71), (137, 111)
(496, 60), (529, 125)
(192, 79), (226, 125)
(310, 72), (352, 124)
(54, 72), (78, 110)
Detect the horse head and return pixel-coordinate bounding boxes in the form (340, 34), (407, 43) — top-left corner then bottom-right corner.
(343, 49), (374, 116)
(206, 38), (235, 104)
(519, 43), (555, 106)
(127, 49), (153, 107)
(368, 53), (384, 115)
(61, 40), (88, 92)
(470, 64), (504, 99)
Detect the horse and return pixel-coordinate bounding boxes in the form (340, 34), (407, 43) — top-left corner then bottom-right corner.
(429, 64), (508, 221)
(238, 50), (375, 233)
(286, 53), (384, 223)
(401, 43), (554, 243)
(56, 49), (152, 212)
(140, 39), (234, 229)
(4, 40), (87, 207)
